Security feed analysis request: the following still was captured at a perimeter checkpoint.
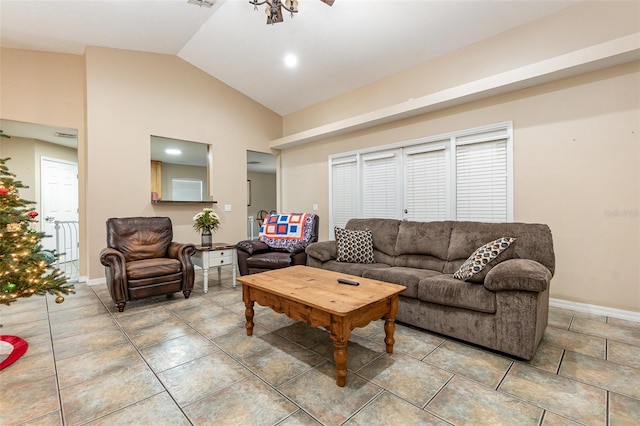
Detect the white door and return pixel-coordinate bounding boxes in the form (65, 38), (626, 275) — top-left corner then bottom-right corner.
(40, 157), (79, 262)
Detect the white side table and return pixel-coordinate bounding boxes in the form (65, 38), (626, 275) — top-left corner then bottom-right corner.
(191, 243), (237, 293)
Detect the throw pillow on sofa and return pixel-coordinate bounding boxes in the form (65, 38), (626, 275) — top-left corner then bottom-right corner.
(335, 227), (375, 264)
(453, 237), (516, 281)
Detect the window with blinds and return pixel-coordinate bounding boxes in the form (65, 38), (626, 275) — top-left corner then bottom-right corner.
(330, 157), (358, 229)
(456, 139), (508, 222)
(362, 150), (401, 219)
(404, 145), (447, 222)
(328, 122), (512, 231)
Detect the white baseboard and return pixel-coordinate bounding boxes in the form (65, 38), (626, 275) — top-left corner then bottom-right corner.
(550, 298), (640, 323)
(86, 277), (106, 286)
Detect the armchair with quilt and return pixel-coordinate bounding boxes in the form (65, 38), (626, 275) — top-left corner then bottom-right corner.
(99, 217), (196, 312)
(237, 213), (319, 276)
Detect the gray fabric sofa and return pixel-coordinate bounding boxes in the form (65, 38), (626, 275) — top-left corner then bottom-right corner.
(305, 218), (555, 360)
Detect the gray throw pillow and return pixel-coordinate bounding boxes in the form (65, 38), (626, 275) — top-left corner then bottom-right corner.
(335, 227), (375, 264)
(453, 237), (516, 281)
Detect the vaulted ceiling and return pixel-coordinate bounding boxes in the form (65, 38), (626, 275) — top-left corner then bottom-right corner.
(0, 0), (580, 116)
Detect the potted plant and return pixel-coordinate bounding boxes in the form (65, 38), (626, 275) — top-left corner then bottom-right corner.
(193, 208), (220, 247)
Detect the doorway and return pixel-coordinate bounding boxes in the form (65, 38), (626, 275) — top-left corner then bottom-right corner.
(246, 150), (277, 239)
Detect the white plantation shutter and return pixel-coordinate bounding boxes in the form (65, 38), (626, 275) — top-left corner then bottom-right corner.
(456, 139), (508, 222)
(404, 145), (447, 221)
(362, 150), (401, 218)
(330, 156), (358, 230)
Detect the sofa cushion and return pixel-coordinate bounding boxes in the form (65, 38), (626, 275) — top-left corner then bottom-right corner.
(335, 227), (375, 264)
(346, 218), (399, 257)
(363, 267), (441, 299)
(320, 260), (390, 276)
(394, 220), (452, 260)
(453, 237), (516, 281)
(418, 275), (496, 313)
(246, 252), (291, 269)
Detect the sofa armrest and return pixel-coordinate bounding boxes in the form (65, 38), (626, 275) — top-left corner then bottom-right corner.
(484, 259), (552, 292)
(305, 241), (337, 263)
(237, 240), (270, 255)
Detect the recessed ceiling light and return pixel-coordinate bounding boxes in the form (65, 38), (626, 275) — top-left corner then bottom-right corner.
(284, 54), (298, 68)
(165, 149), (182, 155)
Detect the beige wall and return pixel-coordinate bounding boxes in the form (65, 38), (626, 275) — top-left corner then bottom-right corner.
(84, 47), (281, 279)
(283, 1), (640, 135)
(280, 61), (640, 312)
(247, 171), (277, 237)
(160, 163), (208, 201)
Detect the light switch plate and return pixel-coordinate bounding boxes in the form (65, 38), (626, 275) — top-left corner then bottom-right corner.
(312, 204), (318, 211)
(224, 204), (232, 212)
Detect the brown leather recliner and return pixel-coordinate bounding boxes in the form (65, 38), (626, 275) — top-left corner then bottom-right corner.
(99, 217), (196, 312)
(237, 214), (319, 276)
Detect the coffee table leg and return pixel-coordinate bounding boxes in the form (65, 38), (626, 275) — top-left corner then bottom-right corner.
(330, 318), (351, 387)
(242, 286), (254, 336)
(384, 296), (399, 353)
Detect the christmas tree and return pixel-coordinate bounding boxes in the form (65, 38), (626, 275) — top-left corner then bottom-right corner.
(0, 157), (74, 306)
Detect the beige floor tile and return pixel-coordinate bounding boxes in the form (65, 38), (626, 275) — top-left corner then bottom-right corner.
(211, 324), (274, 358)
(190, 310), (247, 338)
(548, 309), (573, 330)
(0, 305), (49, 325)
(170, 301), (229, 324)
(47, 300), (109, 323)
(571, 317), (640, 346)
(84, 392), (191, 426)
(607, 316), (640, 329)
(253, 308), (299, 331)
(499, 362), (606, 425)
(541, 411), (582, 425)
(21, 410), (63, 425)
(358, 352), (452, 406)
(52, 326), (129, 360)
(241, 333), (325, 386)
(347, 391), (449, 425)
(278, 362), (382, 425)
(383, 323), (445, 360)
(541, 326), (605, 358)
(113, 305), (176, 331)
(208, 288), (243, 306)
(0, 376), (59, 425)
(549, 307), (607, 323)
(184, 375), (298, 425)
(124, 315), (193, 348)
(350, 318), (385, 339)
(609, 392), (640, 425)
(559, 350), (640, 400)
(428, 375), (543, 425)
(157, 350), (249, 406)
(56, 342), (143, 389)
(309, 333), (386, 372)
(60, 362), (164, 425)
(523, 341), (564, 373)
(50, 314), (116, 340)
(1, 318), (50, 339)
(279, 410), (323, 426)
(18, 332), (53, 358)
(274, 321), (332, 349)
(0, 350), (55, 388)
(424, 340), (512, 387)
(139, 330), (220, 373)
(608, 340), (640, 369)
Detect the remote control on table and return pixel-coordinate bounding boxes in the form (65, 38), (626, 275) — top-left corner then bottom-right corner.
(337, 278), (360, 286)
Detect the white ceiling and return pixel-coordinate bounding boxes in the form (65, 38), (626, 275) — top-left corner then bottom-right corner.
(0, 0), (580, 116)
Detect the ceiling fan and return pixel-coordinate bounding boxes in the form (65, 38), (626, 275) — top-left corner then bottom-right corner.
(250, 0), (335, 25)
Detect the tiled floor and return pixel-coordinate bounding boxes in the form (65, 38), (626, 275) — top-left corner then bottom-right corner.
(1, 269), (639, 425)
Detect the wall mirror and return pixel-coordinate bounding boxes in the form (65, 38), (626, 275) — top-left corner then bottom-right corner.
(150, 136), (212, 202)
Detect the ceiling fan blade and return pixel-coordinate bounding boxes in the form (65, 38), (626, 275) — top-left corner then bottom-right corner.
(320, 0), (335, 6)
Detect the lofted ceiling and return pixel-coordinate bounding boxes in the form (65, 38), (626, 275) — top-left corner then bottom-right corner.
(0, 0), (580, 117)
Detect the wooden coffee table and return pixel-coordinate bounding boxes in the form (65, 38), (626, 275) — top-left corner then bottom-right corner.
(237, 265), (406, 387)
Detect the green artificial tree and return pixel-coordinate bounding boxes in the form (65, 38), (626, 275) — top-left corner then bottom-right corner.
(0, 157), (74, 306)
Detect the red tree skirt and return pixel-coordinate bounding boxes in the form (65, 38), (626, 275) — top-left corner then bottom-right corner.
(0, 335), (29, 370)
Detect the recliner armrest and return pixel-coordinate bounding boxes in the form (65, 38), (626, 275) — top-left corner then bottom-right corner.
(484, 259), (552, 292)
(237, 240), (270, 255)
(100, 247), (126, 269)
(168, 242), (197, 260)
(305, 241), (337, 263)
